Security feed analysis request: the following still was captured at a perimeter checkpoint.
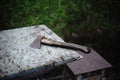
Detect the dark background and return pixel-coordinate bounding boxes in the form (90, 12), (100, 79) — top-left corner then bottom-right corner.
(0, 0), (120, 79)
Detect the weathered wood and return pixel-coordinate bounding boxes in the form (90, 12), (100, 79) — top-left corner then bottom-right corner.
(67, 49), (112, 75)
(62, 67), (67, 80)
(0, 25), (82, 78)
(101, 70), (106, 80)
(82, 74), (102, 80)
(46, 75), (63, 80)
(76, 75), (82, 80)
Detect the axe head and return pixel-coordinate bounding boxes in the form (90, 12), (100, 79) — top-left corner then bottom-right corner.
(30, 35), (44, 49)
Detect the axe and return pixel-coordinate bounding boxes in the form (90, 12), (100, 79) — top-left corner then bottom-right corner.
(30, 35), (91, 53)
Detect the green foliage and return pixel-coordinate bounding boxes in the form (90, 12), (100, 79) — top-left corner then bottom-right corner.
(1, 0), (119, 32)
(1, 0), (67, 36)
(1, 0), (120, 48)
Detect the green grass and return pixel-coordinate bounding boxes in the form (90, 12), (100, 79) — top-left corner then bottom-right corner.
(1, 0), (120, 48)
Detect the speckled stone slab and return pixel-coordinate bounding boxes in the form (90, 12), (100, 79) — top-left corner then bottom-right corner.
(0, 25), (82, 77)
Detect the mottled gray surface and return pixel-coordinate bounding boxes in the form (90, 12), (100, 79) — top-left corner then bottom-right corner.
(0, 25), (82, 77)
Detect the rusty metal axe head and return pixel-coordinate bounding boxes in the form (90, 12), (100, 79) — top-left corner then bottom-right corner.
(30, 35), (44, 49)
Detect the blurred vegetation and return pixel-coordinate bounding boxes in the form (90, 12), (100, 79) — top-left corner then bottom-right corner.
(0, 0), (120, 67)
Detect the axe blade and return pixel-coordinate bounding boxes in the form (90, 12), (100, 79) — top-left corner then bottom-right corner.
(30, 35), (44, 49)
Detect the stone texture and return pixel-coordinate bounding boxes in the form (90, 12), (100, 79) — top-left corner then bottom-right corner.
(0, 25), (82, 77)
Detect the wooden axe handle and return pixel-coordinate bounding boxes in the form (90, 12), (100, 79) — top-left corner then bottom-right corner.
(30, 35), (91, 53)
(41, 38), (91, 53)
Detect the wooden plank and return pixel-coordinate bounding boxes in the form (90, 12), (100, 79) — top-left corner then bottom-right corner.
(101, 70), (106, 80)
(46, 75), (63, 80)
(67, 49), (112, 75)
(76, 75), (82, 80)
(0, 25), (82, 78)
(83, 74), (102, 80)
